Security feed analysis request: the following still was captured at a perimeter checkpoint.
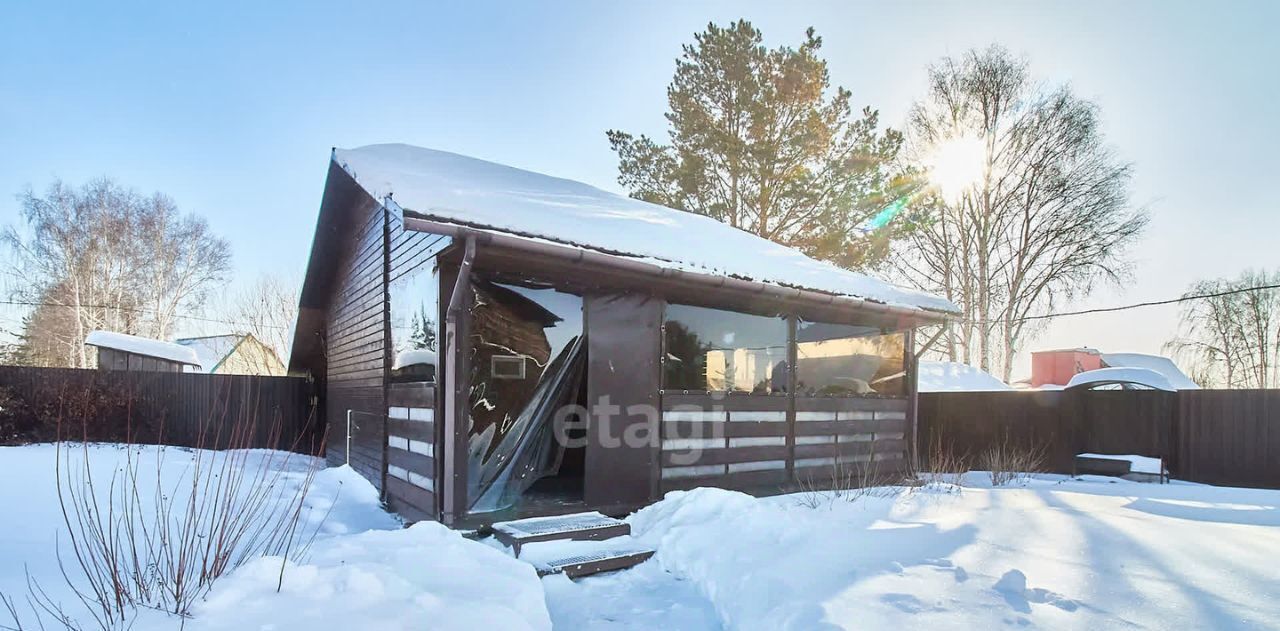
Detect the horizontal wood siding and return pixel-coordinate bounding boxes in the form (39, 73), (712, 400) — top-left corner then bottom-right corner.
(659, 393), (910, 493)
(386, 383), (437, 521)
(324, 198), (388, 493)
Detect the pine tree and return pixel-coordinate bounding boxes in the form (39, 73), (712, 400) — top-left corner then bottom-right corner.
(607, 20), (911, 269)
(410, 308), (436, 351)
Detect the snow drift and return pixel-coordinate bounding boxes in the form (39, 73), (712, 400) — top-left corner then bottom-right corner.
(917, 361), (1012, 392)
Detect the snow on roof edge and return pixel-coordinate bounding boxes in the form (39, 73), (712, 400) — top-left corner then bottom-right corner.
(1065, 367), (1176, 392)
(1100, 353), (1201, 390)
(332, 144), (960, 317)
(85, 331), (201, 366)
(402, 207), (956, 318)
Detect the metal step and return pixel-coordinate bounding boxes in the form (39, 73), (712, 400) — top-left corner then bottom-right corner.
(491, 511), (630, 556)
(533, 548), (656, 579)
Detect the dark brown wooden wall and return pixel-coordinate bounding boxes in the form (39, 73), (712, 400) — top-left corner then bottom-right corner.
(323, 197), (389, 487)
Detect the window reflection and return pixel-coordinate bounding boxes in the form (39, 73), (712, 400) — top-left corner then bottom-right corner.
(467, 280), (585, 512)
(663, 304), (788, 394)
(388, 237), (449, 383)
(795, 321), (905, 396)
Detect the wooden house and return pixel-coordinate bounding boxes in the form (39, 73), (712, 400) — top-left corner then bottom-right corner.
(175, 334), (286, 376)
(288, 144), (959, 529)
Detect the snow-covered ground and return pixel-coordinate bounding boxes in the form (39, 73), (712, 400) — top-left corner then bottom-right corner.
(2, 444), (1278, 630)
(0, 444), (550, 630)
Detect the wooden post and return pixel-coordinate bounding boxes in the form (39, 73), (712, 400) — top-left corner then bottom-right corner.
(905, 327), (919, 476)
(786, 315), (798, 483)
(440, 236), (476, 526)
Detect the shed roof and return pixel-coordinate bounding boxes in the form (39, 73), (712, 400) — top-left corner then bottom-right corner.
(332, 144), (959, 317)
(174, 334), (247, 373)
(85, 331), (200, 366)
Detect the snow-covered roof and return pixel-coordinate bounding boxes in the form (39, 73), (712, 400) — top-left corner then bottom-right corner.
(85, 331), (200, 366)
(1066, 367), (1175, 392)
(174, 335), (246, 373)
(917, 361), (1013, 392)
(1101, 353), (1200, 390)
(332, 144), (959, 316)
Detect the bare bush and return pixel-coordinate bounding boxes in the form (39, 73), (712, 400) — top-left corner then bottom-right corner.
(908, 434), (968, 492)
(794, 451), (903, 510)
(2, 394), (328, 630)
(981, 437), (1047, 487)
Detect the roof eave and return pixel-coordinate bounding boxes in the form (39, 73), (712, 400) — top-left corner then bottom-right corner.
(401, 212), (956, 325)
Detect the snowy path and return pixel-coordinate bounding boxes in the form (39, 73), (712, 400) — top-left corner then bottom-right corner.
(543, 561), (722, 630)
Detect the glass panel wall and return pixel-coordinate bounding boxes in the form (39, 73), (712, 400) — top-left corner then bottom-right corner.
(388, 238), (449, 383)
(795, 320), (906, 396)
(663, 304), (788, 394)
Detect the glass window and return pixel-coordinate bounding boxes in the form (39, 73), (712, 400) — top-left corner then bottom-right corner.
(389, 236), (450, 383)
(795, 321), (906, 397)
(663, 304), (788, 394)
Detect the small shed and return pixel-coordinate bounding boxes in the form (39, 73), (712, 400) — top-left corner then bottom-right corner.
(1031, 348), (1104, 387)
(175, 334), (286, 376)
(85, 331), (201, 373)
(288, 144), (959, 527)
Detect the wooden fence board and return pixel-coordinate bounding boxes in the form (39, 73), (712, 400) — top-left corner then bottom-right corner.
(0, 366), (316, 452)
(920, 389), (1279, 489)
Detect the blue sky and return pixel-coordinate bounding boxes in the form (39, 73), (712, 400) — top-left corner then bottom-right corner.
(1, 0), (1276, 377)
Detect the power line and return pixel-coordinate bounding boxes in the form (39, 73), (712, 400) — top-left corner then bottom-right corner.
(966, 282), (1280, 325)
(0, 300), (290, 331)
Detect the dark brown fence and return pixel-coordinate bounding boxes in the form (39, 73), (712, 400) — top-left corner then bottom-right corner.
(0, 366), (318, 452)
(919, 389), (1279, 489)
(1177, 390), (1280, 487)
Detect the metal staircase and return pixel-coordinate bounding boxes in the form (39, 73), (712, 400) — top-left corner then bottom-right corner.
(490, 511), (655, 578)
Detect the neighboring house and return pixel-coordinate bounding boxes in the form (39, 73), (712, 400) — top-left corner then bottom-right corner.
(288, 144), (959, 527)
(85, 330), (201, 373)
(175, 334), (285, 376)
(1031, 348), (1200, 390)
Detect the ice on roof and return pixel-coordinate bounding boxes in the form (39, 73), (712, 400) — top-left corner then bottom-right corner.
(332, 144), (959, 316)
(85, 331), (200, 366)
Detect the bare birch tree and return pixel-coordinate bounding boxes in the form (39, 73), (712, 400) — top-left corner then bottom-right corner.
(2, 178), (231, 367)
(218, 274), (299, 369)
(1167, 270), (1279, 388)
(895, 46), (1148, 379)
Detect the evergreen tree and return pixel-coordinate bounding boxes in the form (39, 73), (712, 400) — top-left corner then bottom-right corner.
(607, 20), (911, 269)
(410, 307), (436, 351)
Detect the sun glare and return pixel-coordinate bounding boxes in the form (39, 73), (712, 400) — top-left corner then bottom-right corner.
(927, 135), (986, 201)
